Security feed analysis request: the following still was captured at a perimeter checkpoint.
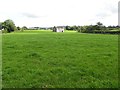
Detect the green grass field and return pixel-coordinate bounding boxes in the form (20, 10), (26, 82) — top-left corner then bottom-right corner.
(2, 30), (118, 88)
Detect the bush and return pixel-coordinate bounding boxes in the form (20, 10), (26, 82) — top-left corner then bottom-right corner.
(2, 29), (8, 33)
(87, 30), (120, 34)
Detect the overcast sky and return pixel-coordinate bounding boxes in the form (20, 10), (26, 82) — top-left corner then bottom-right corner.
(0, 0), (119, 27)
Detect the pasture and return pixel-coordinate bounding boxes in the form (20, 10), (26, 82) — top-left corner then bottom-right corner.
(2, 30), (118, 88)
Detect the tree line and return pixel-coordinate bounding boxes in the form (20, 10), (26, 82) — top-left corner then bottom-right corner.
(0, 19), (120, 34)
(66, 22), (120, 34)
(0, 19), (28, 33)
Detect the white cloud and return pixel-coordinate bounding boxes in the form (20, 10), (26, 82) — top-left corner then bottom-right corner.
(0, 0), (119, 27)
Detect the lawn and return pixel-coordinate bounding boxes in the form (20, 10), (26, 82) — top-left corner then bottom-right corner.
(2, 30), (118, 88)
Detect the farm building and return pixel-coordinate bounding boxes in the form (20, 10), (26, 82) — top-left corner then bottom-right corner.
(53, 26), (64, 32)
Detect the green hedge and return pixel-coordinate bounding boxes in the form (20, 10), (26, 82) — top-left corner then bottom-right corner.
(81, 30), (120, 34)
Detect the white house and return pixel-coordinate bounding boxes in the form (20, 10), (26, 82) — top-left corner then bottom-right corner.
(53, 26), (64, 32)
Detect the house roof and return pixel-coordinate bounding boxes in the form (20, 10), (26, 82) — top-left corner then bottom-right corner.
(54, 26), (65, 28)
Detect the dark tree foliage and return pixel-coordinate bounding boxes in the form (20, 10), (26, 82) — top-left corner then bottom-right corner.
(66, 26), (71, 30)
(0, 22), (2, 30)
(22, 26), (28, 30)
(2, 19), (17, 33)
(17, 26), (21, 30)
(53, 26), (57, 32)
(77, 22), (120, 34)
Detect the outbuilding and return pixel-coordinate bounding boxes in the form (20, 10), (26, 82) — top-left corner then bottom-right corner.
(53, 26), (64, 32)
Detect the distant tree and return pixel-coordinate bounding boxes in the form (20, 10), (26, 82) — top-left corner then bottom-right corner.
(78, 26), (87, 33)
(86, 25), (93, 32)
(72, 25), (78, 31)
(108, 25), (112, 28)
(116, 25), (120, 28)
(66, 26), (71, 30)
(77, 26), (81, 32)
(22, 26), (28, 30)
(17, 26), (21, 30)
(116, 25), (120, 30)
(66, 26), (76, 30)
(96, 22), (103, 30)
(0, 22), (2, 30)
(107, 25), (119, 30)
(97, 22), (103, 26)
(2, 19), (17, 33)
(53, 26), (57, 32)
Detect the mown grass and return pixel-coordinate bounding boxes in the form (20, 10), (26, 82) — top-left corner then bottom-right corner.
(2, 30), (118, 88)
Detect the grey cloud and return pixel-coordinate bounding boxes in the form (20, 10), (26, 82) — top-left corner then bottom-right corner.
(22, 13), (40, 18)
(104, 3), (118, 14)
(96, 3), (117, 18)
(107, 6), (117, 14)
(96, 13), (110, 18)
